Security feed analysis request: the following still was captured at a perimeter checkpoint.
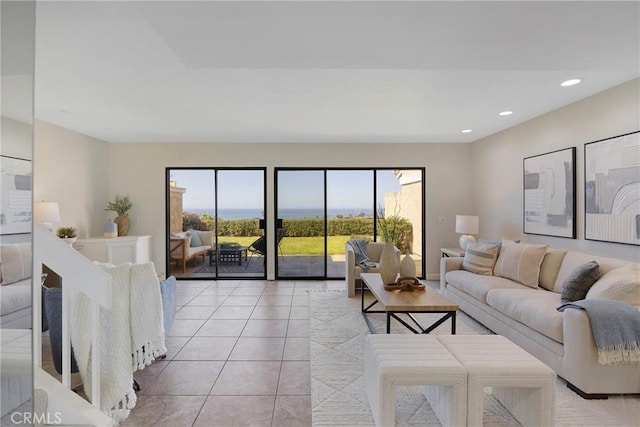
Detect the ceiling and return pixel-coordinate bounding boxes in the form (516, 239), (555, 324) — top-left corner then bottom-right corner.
(25, 1), (640, 143)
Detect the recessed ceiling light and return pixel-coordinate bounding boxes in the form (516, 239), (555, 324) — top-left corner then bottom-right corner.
(461, 129), (472, 133)
(499, 111), (513, 116)
(561, 78), (581, 87)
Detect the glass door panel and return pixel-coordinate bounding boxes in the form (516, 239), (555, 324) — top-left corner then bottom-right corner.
(326, 170), (374, 278)
(217, 169), (265, 278)
(167, 168), (267, 279)
(376, 169), (424, 277)
(277, 170), (325, 278)
(168, 169), (216, 279)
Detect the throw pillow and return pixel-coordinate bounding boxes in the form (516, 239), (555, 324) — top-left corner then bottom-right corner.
(0, 242), (32, 285)
(186, 230), (202, 247)
(560, 261), (600, 303)
(586, 264), (640, 306)
(493, 240), (548, 288)
(462, 242), (499, 275)
(538, 249), (569, 291)
(478, 239), (503, 256)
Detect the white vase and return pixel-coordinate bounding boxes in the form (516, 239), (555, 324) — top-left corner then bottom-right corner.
(379, 242), (399, 285)
(399, 250), (416, 278)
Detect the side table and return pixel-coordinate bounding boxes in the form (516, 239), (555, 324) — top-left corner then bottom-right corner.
(440, 247), (464, 258)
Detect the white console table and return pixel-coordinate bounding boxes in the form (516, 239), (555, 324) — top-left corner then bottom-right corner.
(76, 235), (151, 264)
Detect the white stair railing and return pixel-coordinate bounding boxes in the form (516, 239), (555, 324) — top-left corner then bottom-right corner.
(33, 224), (112, 411)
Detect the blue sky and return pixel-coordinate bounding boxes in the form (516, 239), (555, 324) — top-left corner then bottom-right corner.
(170, 169), (403, 210)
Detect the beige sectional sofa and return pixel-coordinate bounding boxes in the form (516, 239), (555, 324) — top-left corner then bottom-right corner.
(441, 242), (640, 398)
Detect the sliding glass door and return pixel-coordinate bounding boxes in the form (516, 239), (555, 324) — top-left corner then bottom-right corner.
(166, 168), (266, 279)
(275, 168), (424, 280)
(326, 170), (374, 278)
(276, 170), (325, 278)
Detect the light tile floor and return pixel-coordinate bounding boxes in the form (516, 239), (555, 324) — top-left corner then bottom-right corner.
(122, 279), (345, 427)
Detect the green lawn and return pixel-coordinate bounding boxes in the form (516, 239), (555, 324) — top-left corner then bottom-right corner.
(218, 235), (359, 255)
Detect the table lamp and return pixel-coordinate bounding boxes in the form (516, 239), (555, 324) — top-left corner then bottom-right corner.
(34, 201), (60, 232)
(455, 215), (479, 251)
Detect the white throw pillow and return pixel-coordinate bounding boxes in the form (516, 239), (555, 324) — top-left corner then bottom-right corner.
(0, 242), (32, 285)
(586, 264), (640, 306)
(493, 239), (548, 288)
(462, 242), (498, 275)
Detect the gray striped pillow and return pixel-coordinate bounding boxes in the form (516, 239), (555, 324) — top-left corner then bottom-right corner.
(462, 242), (499, 275)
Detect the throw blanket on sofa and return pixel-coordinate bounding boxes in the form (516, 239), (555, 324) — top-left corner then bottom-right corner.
(557, 299), (640, 365)
(347, 239), (376, 272)
(69, 262), (166, 423)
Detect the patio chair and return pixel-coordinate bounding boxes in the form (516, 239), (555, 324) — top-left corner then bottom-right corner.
(246, 228), (286, 268)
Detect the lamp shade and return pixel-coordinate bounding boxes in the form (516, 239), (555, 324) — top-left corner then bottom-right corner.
(34, 201), (61, 223)
(455, 215), (479, 235)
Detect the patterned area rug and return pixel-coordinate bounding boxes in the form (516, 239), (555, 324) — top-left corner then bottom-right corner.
(309, 291), (640, 426)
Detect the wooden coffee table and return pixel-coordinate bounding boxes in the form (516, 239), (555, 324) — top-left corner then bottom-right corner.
(360, 273), (459, 334)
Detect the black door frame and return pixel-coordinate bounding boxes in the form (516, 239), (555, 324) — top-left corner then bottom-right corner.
(273, 167), (426, 280)
(165, 167), (267, 280)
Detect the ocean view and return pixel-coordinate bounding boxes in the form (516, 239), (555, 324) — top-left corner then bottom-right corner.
(186, 208), (373, 220)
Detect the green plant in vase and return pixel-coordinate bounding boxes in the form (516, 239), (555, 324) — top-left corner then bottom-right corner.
(106, 195), (132, 236)
(56, 226), (77, 245)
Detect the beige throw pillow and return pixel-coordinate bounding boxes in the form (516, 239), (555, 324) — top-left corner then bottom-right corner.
(493, 240), (548, 288)
(462, 242), (499, 275)
(0, 242), (32, 285)
(539, 249), (568, 291)
(586, 264), (640, 306)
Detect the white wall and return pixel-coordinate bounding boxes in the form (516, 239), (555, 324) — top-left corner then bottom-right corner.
(106, 142), (473, 278)
(471, 78), (640, 262)
(1, 117), (32, 160)
(33, 120), (108, 239)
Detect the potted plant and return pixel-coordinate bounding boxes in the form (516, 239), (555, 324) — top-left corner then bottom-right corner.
(106, 195), (132, 236)
(56, 226), (77, 245)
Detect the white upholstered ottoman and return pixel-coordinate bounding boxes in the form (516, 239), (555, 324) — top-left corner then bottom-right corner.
(437, 335), (556, 427)
(365, 335), (467, 427)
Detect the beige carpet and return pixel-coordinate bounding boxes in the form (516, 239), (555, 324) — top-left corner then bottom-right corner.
(309, 290), (640, 426)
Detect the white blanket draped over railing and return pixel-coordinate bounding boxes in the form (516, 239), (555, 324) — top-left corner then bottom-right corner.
(69, 262), (166, 423)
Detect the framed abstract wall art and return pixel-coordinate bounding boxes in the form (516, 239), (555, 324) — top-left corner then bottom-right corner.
(523, 147), (576, 238)
(0, 155), (32, 235)
(584, 131), (640, 246)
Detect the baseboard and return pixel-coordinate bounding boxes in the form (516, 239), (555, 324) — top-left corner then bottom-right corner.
(567, 382), (608, 400)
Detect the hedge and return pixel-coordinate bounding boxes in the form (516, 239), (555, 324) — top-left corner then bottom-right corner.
(182, 212), (412, 249)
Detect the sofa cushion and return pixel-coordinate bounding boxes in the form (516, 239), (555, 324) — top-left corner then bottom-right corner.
(493, 240), (548, 288)
(462, 242), (498, 275)
(486, 288), (564, 343)
(587, 264), (640, 306)
(0, 281), (31, 315)
(560, 261), (600, 303)
(553, 251), (629, 293)
(445, 270), (527, 303)
(0, 243), (32, 285)
(539, 249), (568, 291)
(187, 230), (202, 247)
